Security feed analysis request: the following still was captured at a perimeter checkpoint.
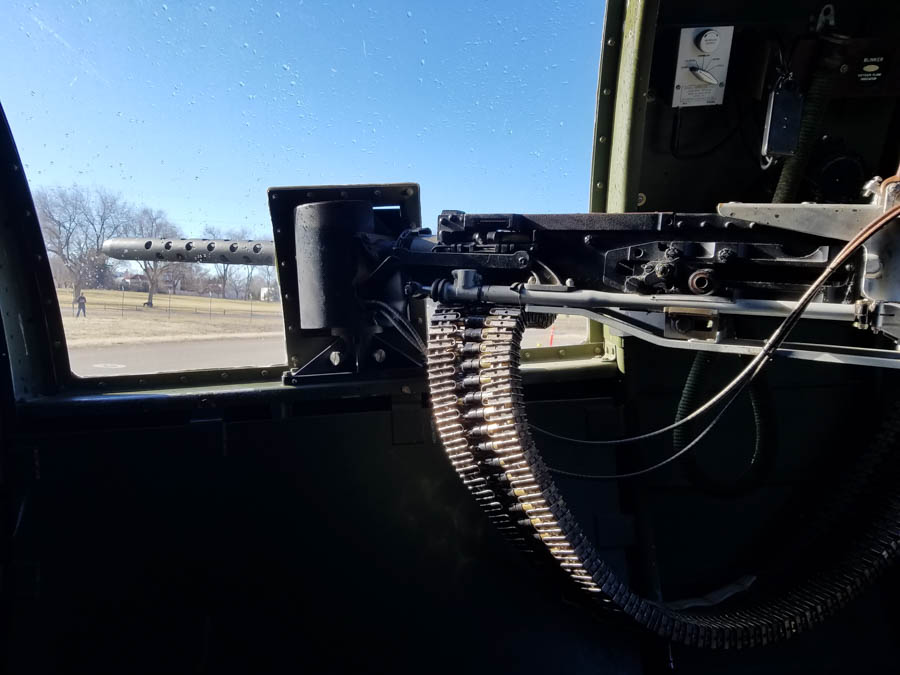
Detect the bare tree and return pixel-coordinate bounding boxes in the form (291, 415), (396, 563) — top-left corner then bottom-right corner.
(127, 208), (181, 307)
(204, 226), (251, 299)
(35, 186), (131, 305)
(259, 264), (278, 301)
(239, 265), (255, 300)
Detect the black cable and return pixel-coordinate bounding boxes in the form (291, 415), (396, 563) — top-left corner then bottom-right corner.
(531, 203), (900, 449)
(670, 107), (740, 161)
(674, 353), (775, 496)
(538, 205), (900, 479)
(547, 382), (743, 480)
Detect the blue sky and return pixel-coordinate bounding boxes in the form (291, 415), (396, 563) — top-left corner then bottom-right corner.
(2, 0), (605, 238)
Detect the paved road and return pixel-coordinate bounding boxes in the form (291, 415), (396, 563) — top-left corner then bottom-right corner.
(69, 336), (287, 377)
(68, 316), (588, 378)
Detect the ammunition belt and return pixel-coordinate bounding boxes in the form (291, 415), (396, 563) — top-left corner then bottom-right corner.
(427, 302), (900, 648)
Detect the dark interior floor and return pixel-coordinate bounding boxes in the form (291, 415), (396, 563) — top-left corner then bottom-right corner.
(3, 338), (898, 673)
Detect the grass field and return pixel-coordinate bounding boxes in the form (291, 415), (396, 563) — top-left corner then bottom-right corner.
(58, 289), (283, 347)
(57, 288), (587, 349)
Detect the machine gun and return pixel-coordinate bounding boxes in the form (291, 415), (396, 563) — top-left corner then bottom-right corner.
(102, 176), (900, 648)
(103, 177), (900, 374)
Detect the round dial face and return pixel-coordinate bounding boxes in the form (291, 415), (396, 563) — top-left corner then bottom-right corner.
(695, 29), (720, 53)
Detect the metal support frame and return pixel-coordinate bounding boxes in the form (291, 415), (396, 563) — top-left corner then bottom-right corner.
(525, 305), (900, 369)
(605, 0), (660, 213)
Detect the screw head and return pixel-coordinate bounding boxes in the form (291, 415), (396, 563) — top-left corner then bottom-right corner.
(329, 351), (343, 367)
(840, 63), (849, 74)
(373, 348), (386, 363)
(515, 252), (529, 267)
(401, 385), (412, 395)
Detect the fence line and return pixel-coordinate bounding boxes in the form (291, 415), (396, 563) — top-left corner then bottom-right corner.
(67, 303), (283, 322)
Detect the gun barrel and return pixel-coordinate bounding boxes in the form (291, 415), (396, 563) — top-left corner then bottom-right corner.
(101, 238), (276, 265)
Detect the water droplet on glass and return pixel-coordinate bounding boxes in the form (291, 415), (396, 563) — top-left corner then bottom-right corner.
(208, 5), (216, 12)
(161, 3), (167, 10)
(275, 11), (281, 18)
(407, 10), (412, 18)
(282, 64), (290, 71)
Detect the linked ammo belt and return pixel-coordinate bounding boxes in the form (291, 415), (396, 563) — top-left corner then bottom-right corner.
(426, 302), (900, 649)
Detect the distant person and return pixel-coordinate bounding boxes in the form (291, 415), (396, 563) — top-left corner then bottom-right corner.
(76, 293), (87, 318)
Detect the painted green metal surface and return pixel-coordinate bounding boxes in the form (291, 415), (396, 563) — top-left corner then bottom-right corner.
(590, 0), (660, 214)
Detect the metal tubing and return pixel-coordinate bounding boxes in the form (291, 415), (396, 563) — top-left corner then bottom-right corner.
(436, 283), (856, 322)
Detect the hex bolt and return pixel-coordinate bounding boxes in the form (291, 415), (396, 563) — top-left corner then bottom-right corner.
(643, 263), (656, 274)
(656, 263), (672, 277)
(373, 348), (386, 363)
(401, 385), (412, 395)
(584, 234), (597, 246)
(329, 351), (343, 367)
(515, 252), (529, 267)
